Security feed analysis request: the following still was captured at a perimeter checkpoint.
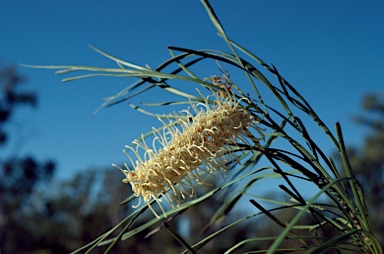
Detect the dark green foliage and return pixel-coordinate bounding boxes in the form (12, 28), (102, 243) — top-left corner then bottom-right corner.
(0, 65), (36, 144)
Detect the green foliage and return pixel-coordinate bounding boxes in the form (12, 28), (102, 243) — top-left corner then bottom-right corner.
(26, 0), (381, 253)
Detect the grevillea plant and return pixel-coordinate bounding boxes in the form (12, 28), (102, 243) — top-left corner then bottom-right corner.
(27, 1), (381, 253)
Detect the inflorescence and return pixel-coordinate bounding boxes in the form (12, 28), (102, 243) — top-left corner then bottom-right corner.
(115, 85), (261, 217)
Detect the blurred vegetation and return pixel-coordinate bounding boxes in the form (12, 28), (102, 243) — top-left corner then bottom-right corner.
(346, 92), (384, 248)
(0, 64), (55, 254)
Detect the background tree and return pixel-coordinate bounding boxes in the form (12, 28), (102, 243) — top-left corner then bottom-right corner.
(20, 167), (189, 253)
(15, 165), (255, 253)
(347, 92), (384, 247)
(0, 64), (55, 254)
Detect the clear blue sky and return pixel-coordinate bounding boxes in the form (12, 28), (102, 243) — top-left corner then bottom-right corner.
(1, 1), (383, 180)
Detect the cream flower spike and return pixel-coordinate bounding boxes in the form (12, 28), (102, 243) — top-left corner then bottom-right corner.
(115, 85), (261, 218)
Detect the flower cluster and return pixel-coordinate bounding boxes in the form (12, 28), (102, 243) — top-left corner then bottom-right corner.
(116, 87), (259, 217)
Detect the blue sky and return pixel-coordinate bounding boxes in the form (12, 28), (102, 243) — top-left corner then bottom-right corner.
(1, 1), (383, 180)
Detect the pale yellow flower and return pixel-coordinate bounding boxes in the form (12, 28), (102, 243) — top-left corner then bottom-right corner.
(115, 87), (260, 217)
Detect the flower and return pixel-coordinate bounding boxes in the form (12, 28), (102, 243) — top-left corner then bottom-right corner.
(115, 86), (260, 217)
